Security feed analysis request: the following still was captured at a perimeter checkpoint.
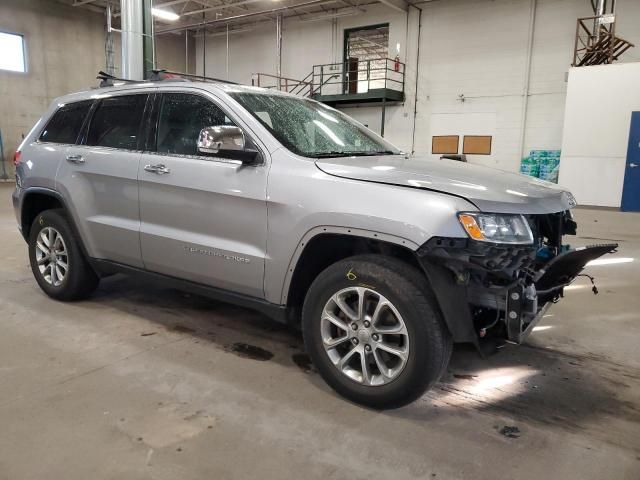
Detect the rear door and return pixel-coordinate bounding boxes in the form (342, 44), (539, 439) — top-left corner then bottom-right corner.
(33, 99), (94, 192)
(138, 90), (268, 298)
(57, 92), (151, 267)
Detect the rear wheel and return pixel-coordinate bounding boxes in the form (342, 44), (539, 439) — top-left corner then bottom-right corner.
(302, 254), (452, 409)
(28, 209), (99, 301)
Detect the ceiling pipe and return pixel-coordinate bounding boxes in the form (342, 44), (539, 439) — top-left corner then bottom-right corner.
(155, 0), (342, 34)
(298, 9), (359, 23)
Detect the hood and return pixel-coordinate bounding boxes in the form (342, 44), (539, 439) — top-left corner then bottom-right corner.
(315, 155), (575, 214)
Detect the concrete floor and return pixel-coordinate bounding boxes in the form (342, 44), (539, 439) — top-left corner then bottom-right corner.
(0, 182), (639, 480)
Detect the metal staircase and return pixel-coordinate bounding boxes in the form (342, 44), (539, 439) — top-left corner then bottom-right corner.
(572, 0), (634, 67)
(251, 57), (405, 105)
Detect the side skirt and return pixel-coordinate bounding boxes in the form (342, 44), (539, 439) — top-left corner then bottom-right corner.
(90, 259), (289, 325)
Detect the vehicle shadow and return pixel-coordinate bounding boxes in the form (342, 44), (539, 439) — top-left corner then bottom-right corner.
(91, 274), (640, 453)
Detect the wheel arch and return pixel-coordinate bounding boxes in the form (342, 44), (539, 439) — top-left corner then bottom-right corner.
(20, 188), (66, 239)
(282, 227), (479, 346)
(20, 188), (91, 261)
(282, 227), (423, 324)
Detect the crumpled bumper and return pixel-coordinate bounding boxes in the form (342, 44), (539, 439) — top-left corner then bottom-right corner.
(416, 237), (617, 346)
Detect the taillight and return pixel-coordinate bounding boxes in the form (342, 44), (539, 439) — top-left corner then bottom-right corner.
(13, 150), (22, 166)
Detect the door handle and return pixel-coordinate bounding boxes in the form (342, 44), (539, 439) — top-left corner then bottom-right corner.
(66, 154), (85, 164)
(630, 163), (638, 168)
(144, 163), (171, 175)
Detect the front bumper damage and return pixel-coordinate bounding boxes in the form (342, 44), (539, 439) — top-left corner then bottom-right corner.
(416, 211), (617, 348)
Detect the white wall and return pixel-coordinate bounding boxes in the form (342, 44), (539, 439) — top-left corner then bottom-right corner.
(195, 0), (640, 175)
(0, 0), (192, 175)
(558, 63), (640, 207)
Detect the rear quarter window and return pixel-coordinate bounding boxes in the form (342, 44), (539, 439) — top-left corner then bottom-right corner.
(39, 100), (93, 144)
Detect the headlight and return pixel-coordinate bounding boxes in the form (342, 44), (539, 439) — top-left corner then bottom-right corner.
(458, 212), (533, 244)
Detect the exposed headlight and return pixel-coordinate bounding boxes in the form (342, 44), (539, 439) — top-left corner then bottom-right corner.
(458, 212), (534, 244)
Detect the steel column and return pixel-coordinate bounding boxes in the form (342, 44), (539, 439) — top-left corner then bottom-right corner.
(142, 0), (154, 78)
(121, 0), (144, 80)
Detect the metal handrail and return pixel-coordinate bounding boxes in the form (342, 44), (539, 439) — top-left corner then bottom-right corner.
(251, 72), (312, 95)
(251, 57), (406, 99)
(310, 58), (405, 97)
(290, 71), (314, 95)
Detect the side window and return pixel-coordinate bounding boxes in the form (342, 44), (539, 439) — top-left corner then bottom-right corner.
(39, 100), (93, 144)
(86, 94), (147, 150)
(156, 93), (235, 156)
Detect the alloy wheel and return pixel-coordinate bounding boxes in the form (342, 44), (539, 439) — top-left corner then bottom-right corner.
(320, 287), (410, 386)
(35, 227), (69, 287)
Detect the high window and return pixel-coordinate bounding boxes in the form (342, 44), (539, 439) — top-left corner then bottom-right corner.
(0, 32), (26, 73)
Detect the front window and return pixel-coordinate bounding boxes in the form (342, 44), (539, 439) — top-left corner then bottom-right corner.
(155, 93), (235, 156)
(229, 92), (400, 158)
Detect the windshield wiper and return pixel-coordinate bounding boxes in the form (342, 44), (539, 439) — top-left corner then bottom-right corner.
(310, 150), (397, 158)
(351, 150), (397, 156)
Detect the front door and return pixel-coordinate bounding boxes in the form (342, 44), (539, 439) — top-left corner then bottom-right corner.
(621, 111), (640, 211)
(138, 91), (268, 298)
(57, 92), (150, 267)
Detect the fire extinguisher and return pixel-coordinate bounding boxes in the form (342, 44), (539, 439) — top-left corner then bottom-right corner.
(394, 55), (400, 73)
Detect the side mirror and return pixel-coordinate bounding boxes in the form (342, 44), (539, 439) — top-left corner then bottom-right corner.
(197, 126), (260, 165)
(198, 125), (245, 154)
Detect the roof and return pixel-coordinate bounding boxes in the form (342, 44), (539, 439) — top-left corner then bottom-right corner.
(53, 79), (297, 106)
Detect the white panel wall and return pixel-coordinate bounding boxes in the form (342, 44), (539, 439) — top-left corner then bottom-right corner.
(195, 0), (640, 177)
(558, 63), (640, 207)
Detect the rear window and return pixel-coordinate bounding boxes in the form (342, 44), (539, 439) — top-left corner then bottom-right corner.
(87, 94), (147, 150)
(39, 100), (93, 144)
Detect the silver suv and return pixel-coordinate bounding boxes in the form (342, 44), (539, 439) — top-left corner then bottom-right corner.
(12, 78), (616, 408)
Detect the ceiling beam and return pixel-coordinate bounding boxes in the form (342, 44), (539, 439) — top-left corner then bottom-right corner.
(377, 0), (408, 12)
(156, 0), (340, 33)
(173, 0), (270, 17)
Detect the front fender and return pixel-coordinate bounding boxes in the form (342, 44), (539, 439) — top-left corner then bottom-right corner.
(278, 225), (420, 305)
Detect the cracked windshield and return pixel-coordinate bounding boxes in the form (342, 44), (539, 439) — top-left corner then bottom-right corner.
(230, 92), (400, 158)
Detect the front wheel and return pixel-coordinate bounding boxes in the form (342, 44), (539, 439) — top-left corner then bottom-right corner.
(302, 255), (452, 409)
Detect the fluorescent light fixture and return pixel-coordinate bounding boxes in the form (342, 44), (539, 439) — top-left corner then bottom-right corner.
(152, 7), (180, 21)
(586, 257), (634, 266)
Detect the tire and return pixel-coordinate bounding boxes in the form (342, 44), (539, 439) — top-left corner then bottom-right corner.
(28, 209), (99, 301)
(302, 254), (452, 409)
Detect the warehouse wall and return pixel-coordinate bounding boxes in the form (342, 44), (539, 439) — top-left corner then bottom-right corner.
(195, 0), (640, 174)
(0, 0), (191, 176)
(0, 0), (105, 176)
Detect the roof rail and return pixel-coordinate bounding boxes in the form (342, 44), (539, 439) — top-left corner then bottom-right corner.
(150, 69), (239, 85)
(96, 70), (147, 88)
(96, 69), (240, 88)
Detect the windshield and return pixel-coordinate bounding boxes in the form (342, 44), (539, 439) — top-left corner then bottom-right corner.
(229, 92), (401, 158)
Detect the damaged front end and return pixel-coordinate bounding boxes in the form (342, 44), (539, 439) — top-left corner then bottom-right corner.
(417, 211), (617, 349)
